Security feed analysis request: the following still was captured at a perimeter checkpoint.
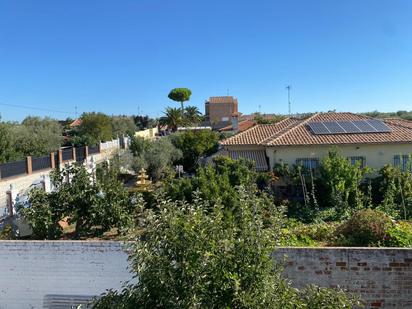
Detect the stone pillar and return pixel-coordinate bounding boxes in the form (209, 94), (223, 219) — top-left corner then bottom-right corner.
(72, 147), (76, 161)
(26, 156), (32, 175)
(84, 146), (89, 158)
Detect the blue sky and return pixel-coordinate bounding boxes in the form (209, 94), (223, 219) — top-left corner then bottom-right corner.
(0, 0), (412, 121)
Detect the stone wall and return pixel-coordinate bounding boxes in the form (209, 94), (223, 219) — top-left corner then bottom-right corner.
(274, 247), (412, 309)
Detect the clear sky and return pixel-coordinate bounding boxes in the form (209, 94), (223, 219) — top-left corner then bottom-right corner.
(0, 0), (412, 121)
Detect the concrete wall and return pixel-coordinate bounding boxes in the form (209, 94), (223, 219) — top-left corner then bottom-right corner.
(274, 247), (412, 309)
(0, 241), (132, 309)
(134, 127), (159, 140)
(268, 143), (412, 170)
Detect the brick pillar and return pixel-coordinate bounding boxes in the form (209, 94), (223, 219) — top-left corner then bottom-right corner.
(58, 149), (63, 164)
(84, 146), (89, 158)
(50, 152), (55, 169)
(72, 147), (76, 161)
(26, 156), (32, 175)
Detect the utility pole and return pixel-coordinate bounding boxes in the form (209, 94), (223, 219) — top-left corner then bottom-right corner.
(75, 106), (78, 119)
(286, 85), (291, 115)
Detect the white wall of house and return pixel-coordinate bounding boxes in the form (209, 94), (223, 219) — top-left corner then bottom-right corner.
(267, 143), (412, 170)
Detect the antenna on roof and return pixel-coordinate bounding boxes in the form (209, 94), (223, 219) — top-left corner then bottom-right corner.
(286, 85), (291, 115)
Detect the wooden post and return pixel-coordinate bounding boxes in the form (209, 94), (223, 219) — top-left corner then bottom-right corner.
(72, 147), (76, 161)
(84, 145), (89, 158)
(50, 152), (55, 169)
(26, 156), (32, 175)
(98, 142), (101, 153)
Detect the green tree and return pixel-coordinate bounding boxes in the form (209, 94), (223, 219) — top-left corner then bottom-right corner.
(166, 156), (258, 209)
(170, 129), (219, 172)
(112, 116), (138, 137)
(377, 164), (412, 220)
(77, 112), (113, 145)
(93, 188), (359, 308)
(125, 136), (182, 181)
(184, 105), (202, 126)
(0, 120), (18, 163)
(12, 116), (63, 158)
(319, 148), (370, 219)
(160, 107), (182, 132)
(168, 88), (192, 116)
(21, 165), (138, 239)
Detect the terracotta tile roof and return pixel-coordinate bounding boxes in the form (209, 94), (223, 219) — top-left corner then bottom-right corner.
(220, 118), (302, 145)
(383, 118), (412, 129)
(207, 96), (238, 104)
(219, 120), (256, 132)
(69, 118), (82, 128)
(221, 112), (412, 147)
(227, 149), (269, 171)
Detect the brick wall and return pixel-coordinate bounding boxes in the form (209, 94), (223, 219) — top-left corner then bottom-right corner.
(0, 241), (132, 309)
(0, 243), (410, 308)
(273, 247), (412, 309)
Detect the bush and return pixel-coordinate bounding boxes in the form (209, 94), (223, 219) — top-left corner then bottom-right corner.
(169, 129), (219, 172)
(93, 188), (359, 308)
(336, 209), (394, 246)
(386, 221), (412, 247)
(280, 221), (338, 247)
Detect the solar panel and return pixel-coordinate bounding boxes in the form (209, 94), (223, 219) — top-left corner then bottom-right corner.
(352, 121), (376, 132)
(307, 119), (392, 135)
(323, 121), (346, 134)
(367, 119), (391, 132)
(338, 121), (361, 133)
(307, 122), (329, 134)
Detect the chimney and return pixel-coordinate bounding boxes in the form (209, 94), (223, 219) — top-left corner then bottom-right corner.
(231, 112), (239, 133)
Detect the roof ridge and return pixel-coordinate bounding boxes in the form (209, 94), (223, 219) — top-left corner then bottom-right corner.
(259, 119), (302, 144)
(263, 113), (320, 146)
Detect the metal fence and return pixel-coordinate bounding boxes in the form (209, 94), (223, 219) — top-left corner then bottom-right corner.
(0, 160), (27, 179)
(62, 148), (73, 161)
(76, 146), (86, 163)
(32, 155), (51, 172)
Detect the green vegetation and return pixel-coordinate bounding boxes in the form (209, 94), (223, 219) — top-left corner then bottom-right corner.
(125, 136), (182, 181)
(362, 110), (412, 120)
(93, 187), (360, 309)
(170, 129), (219, 172)
(20, 165), (140, 239)
(168, 87), (192, 115)
(0, 116), (63, 163)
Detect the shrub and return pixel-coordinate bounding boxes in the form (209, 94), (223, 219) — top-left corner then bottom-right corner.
(386, 221), (412, 247)
(93, 188), (359, 308)
(336, 209), (394, 246)
(280, 221), (338, 247)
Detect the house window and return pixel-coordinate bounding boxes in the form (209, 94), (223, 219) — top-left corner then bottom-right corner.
(394, 155), (412, 171)
(296, 158), (319, 170)
(348, 156), (366, 168)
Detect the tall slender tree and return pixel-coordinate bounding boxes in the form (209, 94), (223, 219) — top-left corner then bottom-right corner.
(168, 88), (192, 116)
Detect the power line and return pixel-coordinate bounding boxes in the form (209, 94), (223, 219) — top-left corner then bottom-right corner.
(0, 102), (73, 116)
